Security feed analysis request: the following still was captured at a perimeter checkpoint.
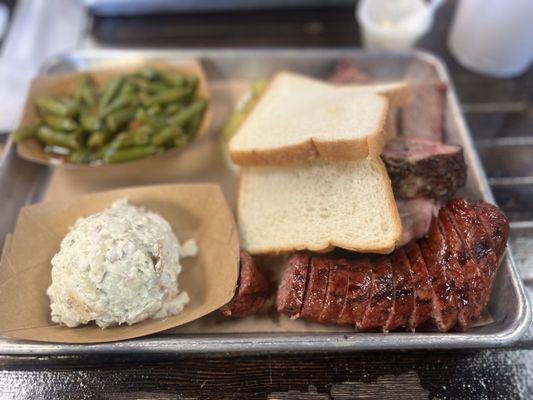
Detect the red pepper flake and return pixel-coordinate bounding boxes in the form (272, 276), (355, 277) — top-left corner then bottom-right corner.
(129, 119), (142, 129)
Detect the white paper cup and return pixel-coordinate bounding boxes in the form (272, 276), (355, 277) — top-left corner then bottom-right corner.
(448, 0), (533, 77)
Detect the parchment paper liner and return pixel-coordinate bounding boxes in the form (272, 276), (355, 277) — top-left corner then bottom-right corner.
(0, 183), (239, 343)
(16, 59), (212, 168)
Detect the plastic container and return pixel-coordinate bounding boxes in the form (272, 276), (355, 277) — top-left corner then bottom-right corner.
(356, 0), (442, 51)
(448, 0), (533, 78)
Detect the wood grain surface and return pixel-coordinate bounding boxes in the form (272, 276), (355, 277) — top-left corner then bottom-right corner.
(1, 0), (532, 399)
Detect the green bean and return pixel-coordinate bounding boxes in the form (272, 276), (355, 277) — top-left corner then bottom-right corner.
(143, 87), (189, 107)
(164, 103), (183, 116)
(133, 78), (168, 94)
(36, 96), (77, 117)
(99, 76), (125, 113)
(80, 113), (102, 131)
(105, 108), (136, 133)
(186, 113), (202, 136)
(87, 131), (111, 149)
(69, 149), (92, 164)
(151, 126), (182, 147)
(37, 126), (80, 149)
(74, 75), (96, 108)
(11, 123), (40, 142)
(104, 146), (158, 164)
(167, 99), (207, 127)
(99, 93), (134, 118)
(146, 104), (162, 116)
(137, 67), (161, 80)
(160, 72), (186, 87)
(43, 115), (78, 131)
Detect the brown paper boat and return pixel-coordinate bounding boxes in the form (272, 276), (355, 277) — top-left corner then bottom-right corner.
(16, 59), (212, 168)
(0, 183), (239, 343)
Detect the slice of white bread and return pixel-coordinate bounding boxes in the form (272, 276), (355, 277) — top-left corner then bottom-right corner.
(229, 71), (391, 166)
(238, 157), (402, 255)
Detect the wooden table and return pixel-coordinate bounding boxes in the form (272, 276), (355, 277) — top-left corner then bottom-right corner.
(1, 1), (533, 398)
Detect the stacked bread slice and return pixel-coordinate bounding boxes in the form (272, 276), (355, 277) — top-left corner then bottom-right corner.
(229, 72), (409, 255)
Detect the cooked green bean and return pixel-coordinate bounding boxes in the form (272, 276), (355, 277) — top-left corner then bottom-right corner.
(111, 126), (152, 149)
(36, 96), (77, 117)
(37, 126), (80, 149)
(99, 93), (134, 118)
(74, 75), (96, 108)
(87, 131), (110, 149)
(105, 108), (136, 133)
(43, 115), (78, 131)
(99, 76), (125, 113)
(13, 67), (207, 164)
(137, 67), (160, 80)
(69, 149), (92, 164)
(164, 103), (183, 116)
(146, 104), (162, 116)
(152, 126), (182, 147)
(186, 113), (203, 136)
(104, 146), (158, 164)
(80, 113), (102, 131)
(143, 87), (189, 107)
(161, 72), (186, 87)
(167, 99), (207, 128)
(11, 123), (40, 142)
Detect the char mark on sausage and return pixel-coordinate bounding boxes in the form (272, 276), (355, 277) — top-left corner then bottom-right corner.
(319, 260), (351, 323)
(445, 198), (500, 324)
(404, 241), (433, 331)
(475, 201), (510, 256)
(337, 258), (372, 326)
(276, 253), (310, 318)
(300, 257), (331, 321)
(438, 208), (482, 330)
(419, 217), (458, 332)
(385, 248), (414, 331)
(220, 251), (270, 317)
(359, 256), (394, 331)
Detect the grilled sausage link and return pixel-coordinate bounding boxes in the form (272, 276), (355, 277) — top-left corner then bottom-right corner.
(219, 251), (270, 317)
(276, 198), (509, 332)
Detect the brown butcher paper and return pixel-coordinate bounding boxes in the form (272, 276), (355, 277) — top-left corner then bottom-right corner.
(0, 183), (239, 343)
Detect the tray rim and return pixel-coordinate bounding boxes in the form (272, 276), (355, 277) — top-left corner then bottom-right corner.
(0, 47), (529, 355)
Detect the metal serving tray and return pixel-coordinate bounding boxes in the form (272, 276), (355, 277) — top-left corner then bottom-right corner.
(0, 49), (530, 355)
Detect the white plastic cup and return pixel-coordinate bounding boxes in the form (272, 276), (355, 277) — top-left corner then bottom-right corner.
(356, 0), (434, 51)
(448, 0), (533, 78)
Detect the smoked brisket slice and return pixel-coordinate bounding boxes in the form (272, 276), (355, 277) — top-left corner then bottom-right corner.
(382, 136), (466, 201)
(276, 253), (310, 318)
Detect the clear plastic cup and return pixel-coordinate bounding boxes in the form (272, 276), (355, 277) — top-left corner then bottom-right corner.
(448, 0), (533, 77)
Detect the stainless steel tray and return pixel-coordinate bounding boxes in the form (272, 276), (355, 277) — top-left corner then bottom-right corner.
(0, 49), (529, 355)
